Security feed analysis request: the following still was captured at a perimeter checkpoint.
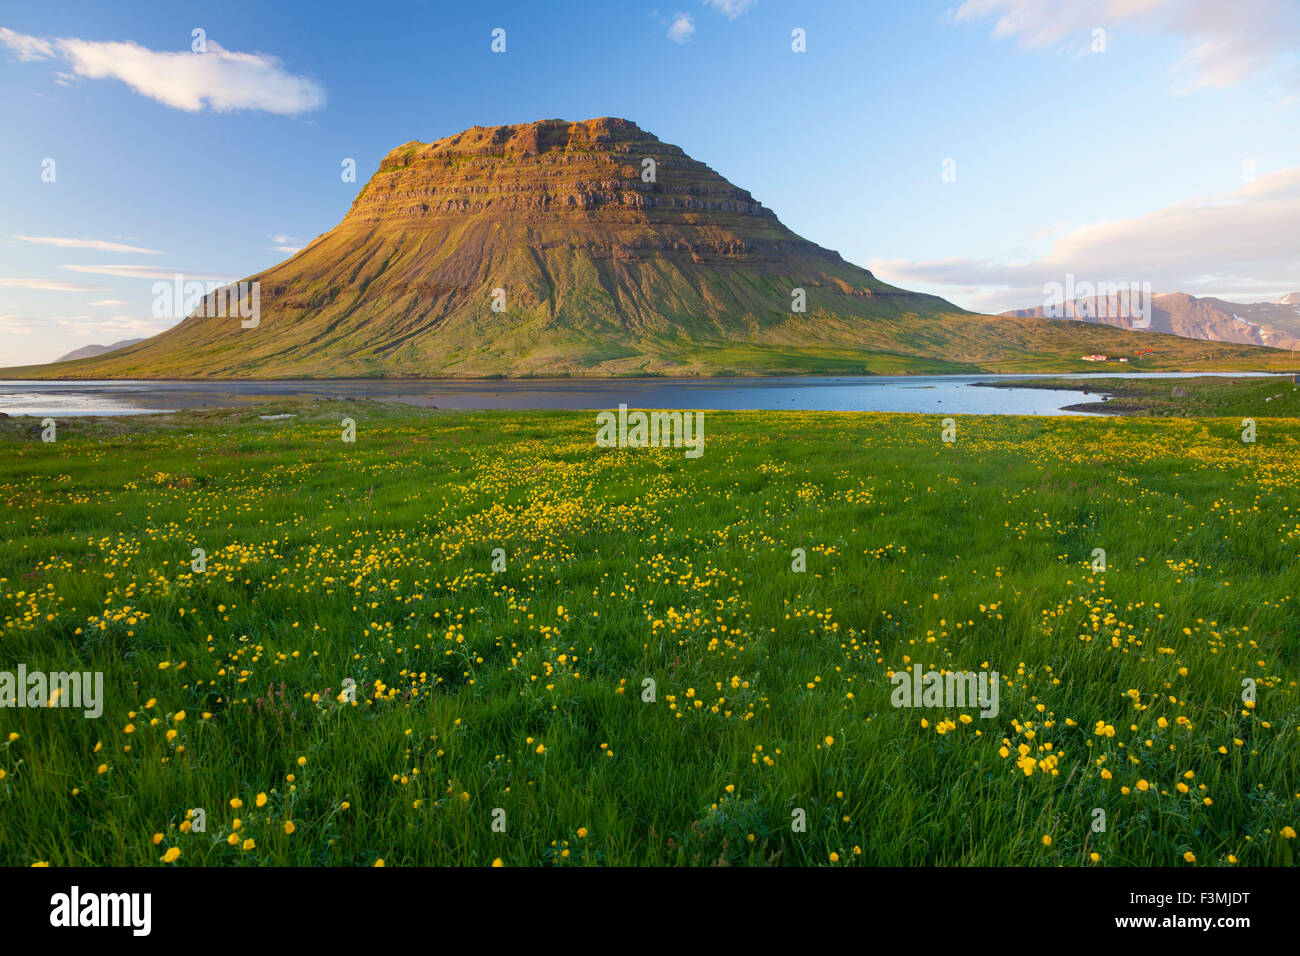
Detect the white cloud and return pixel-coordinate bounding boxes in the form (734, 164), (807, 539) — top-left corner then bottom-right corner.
(15, 235), (164, 254)
(668, 13), (696, 43)
(0, 278), (107, 291)
(0, 315), (35, 334)
(0, 26), (53, 61)
(948, 0), (1300, 93)
(703, 0), (757, 19)
(61, 264), (237, 282)
(0, 28), (325, 114)
(94, 316), (163, 334)
(88, 299), (129, 307)
(270, 234), (303, 255)
(867, 167), (1300, 312)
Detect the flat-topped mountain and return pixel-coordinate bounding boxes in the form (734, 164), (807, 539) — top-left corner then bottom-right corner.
(5, 118), (1291, 378)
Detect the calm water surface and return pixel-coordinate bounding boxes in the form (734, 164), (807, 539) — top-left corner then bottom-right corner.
(0, 372), (1286, 417)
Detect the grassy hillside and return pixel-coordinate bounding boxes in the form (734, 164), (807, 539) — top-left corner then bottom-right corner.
(4, 306), (1295, 380)
(2, 403), (1297, 865)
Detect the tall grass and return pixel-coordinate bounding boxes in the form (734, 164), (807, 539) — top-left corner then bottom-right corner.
(0, 404), (1296, 866)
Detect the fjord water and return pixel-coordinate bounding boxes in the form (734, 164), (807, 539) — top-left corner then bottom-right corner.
(0, 372), (1284, 417)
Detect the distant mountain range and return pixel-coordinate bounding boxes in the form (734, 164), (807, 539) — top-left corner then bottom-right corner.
(54, 338), (147, 362)
(1003, 292), (1300, 351)
(5, 118), (1294, 379)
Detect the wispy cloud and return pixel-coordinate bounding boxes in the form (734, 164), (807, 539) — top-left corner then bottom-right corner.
(703, 0), (757, 19)
(667, 13), (696, 43)
(15, 235), (164, 254)
(0, 28), (326, 114)
(88, 299), (129, 307)
(948, 0), (1300, 94)
(0, 315), (35, 334)
(0, 27), (53, 61)
(867, 167), (1300, 312)
(0, 278), (108, 291)
(61, 264), (237, 282)
(270, 234), (303, 255)
(0, 314), (166, 337)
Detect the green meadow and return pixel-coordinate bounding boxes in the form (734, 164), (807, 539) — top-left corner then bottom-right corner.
(1, 402), (1297, 866)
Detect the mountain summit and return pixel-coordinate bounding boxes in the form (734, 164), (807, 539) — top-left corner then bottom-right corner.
(7, 118), (1288, 378)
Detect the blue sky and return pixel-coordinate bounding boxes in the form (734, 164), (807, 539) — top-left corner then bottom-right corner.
(2, 0), (1298, 365)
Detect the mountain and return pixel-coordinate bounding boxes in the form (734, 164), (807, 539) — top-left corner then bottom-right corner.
(54, 338), (146, 363)
(1220, 295), (1300, 339)
(4, 118), (1293, 379)
(1003, 291), (1300, 351)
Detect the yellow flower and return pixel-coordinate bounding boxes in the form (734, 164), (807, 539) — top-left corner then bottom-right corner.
(340, 801), (351, 810)
(229, 797), (243, 809)
(1041, 835), (1052, 846)
(724, 784), (735, 794)
(829, 851), (840, 862)
(241, 838), (255, 851)
(1282, 826), (1297, 839)
(1183, 851), (1196, 863)
(151, 833), (163, 845)
(535, 744), (545, 754)
(492, 858), (504, 867)
(374, 858), (385, 867)
(1089, 852), (1100, 862)
(297, 756), (307, 766)
(256, 793), (268, 808)
(174, 711), (185, 722)
(96, 764), (108, 774)
(284, 820), (296, 835)
(824, 735), (834, 747)
(577, 827), (588, 838)
(162, 847), (180, 863)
